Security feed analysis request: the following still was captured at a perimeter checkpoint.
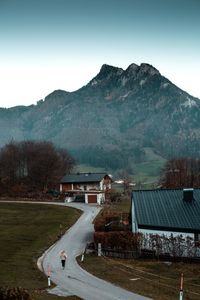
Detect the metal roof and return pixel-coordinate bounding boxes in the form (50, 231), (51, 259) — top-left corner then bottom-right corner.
(61, 173), (109, 183)
(132, 189), (200, 233)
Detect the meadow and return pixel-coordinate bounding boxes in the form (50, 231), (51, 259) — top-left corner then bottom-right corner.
(78, 254), (200, 300)
(0, 202), (82, 300)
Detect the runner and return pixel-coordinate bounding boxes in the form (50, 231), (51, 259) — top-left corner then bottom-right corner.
(60, 250), (67, 269)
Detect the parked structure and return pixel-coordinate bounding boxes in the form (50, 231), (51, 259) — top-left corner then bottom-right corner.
(131, 188), (200, 244)
(60, 173), (112, 204)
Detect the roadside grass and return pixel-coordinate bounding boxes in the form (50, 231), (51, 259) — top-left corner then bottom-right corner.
(0, 202), (82, 300)
(78, 255), (200, 300)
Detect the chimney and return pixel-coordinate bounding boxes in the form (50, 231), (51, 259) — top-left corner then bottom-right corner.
(183, 188), (194, 202)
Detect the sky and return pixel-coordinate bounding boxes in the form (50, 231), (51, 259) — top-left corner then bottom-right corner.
(0, 0), (200, 108)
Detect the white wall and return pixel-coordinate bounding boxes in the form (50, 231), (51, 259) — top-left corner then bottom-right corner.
(85, 193), (105, 205)
(139, 228), (193, 239)
(75, 183), (100, 191)
(138, 229), (200, 257)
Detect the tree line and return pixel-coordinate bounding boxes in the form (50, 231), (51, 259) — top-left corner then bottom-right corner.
(160, 157), (200, 188)
(1, 140), (199, 197)
(0, 140), (75, 196)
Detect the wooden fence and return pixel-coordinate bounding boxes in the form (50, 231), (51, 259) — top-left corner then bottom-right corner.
(101, 248), (139, 259)
(99, 247), (200, 262)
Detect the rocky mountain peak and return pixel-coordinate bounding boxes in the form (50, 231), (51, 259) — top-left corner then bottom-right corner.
(122, 63), (160, 83)
(124, 63), (139, 77)
(139, 63), (160, 76)
(126, 63), (139, 71)
(91, 63), (160, 85)
(96, 64), (123, 80)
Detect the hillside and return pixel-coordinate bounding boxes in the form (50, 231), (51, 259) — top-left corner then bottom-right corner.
(1, 63), (200, 177)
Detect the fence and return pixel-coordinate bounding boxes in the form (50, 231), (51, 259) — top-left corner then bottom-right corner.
(97, 247), (200, 262)
(101, 248), (139, 259)
(93, 232), (200, 261)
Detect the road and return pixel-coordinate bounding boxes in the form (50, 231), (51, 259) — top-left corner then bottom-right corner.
(41, 202), (152, 300)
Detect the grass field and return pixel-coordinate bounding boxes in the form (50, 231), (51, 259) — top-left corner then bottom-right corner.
(78, 252), (200, 300)
(133, 147), (166, 187)
(0, 202), (82, 300)
(103, 197), (131, 213)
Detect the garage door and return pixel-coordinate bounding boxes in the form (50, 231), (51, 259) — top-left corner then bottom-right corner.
(88, 195), (97, 203)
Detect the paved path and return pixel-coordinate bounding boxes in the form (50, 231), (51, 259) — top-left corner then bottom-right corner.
(40, 202), (152, 300)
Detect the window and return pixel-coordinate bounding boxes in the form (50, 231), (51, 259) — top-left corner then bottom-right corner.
(194, 233), (200, 247)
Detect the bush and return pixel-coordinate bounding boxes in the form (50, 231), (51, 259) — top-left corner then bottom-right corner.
(94, 231), (141, 250)
(0, 287), (33, 300)
(107, 192), (122, 203)
(94, 211), (130, 232)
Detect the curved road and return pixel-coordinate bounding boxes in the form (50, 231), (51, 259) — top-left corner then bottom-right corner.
(41, 202), (152, 300)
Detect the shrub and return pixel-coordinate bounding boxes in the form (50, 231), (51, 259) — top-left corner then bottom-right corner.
(94, 231), (141, 250)
(94, 211), (130, 232)
(107, 192), (122, 203)
(0, 287), (33, 300)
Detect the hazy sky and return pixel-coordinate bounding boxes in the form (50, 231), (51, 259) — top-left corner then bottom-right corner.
(0, 0), (200, 107)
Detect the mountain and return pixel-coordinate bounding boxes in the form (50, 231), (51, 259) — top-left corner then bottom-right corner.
(1, 63), (200, 174)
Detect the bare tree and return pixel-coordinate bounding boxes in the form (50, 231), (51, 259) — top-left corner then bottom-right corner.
(0, 140), (75, 195)
(160, 157), (200, 188)
(117, 170), (133, 195)
(0, 142), (20, 186)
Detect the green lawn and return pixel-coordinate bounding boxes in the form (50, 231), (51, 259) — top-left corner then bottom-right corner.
(0, 202), (82, 300)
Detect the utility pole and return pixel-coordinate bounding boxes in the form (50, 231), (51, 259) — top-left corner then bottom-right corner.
(179, 273), (184, 300)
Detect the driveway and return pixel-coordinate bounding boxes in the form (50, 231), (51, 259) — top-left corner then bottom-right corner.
(41, 202), (152, 300)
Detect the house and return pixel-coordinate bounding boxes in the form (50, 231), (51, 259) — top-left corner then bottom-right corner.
(60, 173), (112, 204)
(131, 188), (200, 245)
